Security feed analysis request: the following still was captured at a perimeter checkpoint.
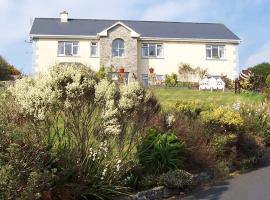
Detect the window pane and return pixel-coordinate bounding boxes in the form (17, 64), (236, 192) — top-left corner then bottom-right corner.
(118, 40), (124, 48)
(142, 46), (148, 57)
(212, 46), (219, 58)
(112, 49), (118, 57)
(73, 45), (79, 55)
(65, 42), (72, 55)
(219, 46), (225, 59)
(91, 46), (97, 56)
(206, 48), (211, 58)
(112, 40), (118, 49)
(157, 45), (163, 57)
(119, 49), (125, 57)
(111, 73), (118, 80)
(149, 44), (156, 57)
(58, 42), (64, 55)
(73, 41), (79, 46)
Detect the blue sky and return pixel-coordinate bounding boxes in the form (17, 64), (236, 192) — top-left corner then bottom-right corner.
(0, 0), (269, 74)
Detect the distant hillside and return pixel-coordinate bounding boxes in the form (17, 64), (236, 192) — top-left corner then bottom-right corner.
(0, 56), (21, 81)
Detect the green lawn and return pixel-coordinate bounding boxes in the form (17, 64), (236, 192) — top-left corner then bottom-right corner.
(152, 87), (264, 107)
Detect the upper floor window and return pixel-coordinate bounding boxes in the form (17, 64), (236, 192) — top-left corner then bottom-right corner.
(142, 43), (163, 58)
(112, 39), (125, 57)
(206, 45), (225, 60)
(58, 41), (79, 56)
(90, 42), (98, 57)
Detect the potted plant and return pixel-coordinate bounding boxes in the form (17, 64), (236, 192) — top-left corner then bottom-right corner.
(149, 67), (154, 74)
(118, 67), (125, 73)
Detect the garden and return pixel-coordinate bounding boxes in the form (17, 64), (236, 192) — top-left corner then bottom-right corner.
(0, 62), (270, 200)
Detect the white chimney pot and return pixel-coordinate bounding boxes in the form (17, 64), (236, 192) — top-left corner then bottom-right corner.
(60, 11), (68, 22)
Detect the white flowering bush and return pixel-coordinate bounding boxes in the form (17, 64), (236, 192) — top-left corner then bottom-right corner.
(8, 63), (159, 199)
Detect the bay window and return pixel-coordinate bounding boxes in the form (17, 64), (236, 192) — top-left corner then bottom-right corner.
(206, 45), (225, 60)
(58, 41), (79, 56)
(142, 43), (163, 58)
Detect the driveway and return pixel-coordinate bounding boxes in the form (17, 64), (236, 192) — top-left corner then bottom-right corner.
(182, 165), (270, 200)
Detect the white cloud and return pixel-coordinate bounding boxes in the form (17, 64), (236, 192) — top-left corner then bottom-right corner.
(245, 42), (270, 67)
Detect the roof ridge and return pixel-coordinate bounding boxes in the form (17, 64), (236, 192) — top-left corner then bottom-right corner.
(34, 17), (224, 25)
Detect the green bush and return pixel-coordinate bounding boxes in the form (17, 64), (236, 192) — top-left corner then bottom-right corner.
(266, 74), (270, 88)
(212, 134), (237, 153)
(165, 73), (178, 87)
(137, 129), (185, 174)
(96, 65), (107, 80)
(251, 62), (270, 80)
(250, 63), (270, 91)
(0, 56), (21, 80)
(201, 107), (244, 132)
(222, 77), (234, 90)
(240, 104), (270, 145)
(175, 100), (211, 118)
(159, 169), (194, 189)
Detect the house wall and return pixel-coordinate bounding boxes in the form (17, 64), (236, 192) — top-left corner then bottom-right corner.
(99, 25), (138, 79)
(33, 38), (100, 73)
(138, 40), (239, 80)
(32, 34), (239, 81)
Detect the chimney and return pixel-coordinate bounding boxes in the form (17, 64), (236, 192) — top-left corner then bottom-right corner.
(60, 11), (68, 22)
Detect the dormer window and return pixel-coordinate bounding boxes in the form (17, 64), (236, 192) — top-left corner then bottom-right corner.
(112, 39), (125, 57)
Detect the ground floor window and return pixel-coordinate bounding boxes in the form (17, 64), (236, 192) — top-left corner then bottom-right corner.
(142, 43), (163, 58)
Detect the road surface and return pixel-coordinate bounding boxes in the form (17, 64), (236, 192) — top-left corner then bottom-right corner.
(183, 165), (270, 200)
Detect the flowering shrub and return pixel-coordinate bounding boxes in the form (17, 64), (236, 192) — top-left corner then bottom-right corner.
(7, 64), (159, 199)
(159, 169), (194, 189)
(240, 103), (270, 145)
(137, 129), (185, 174)
(212, 133), (237, 153)
(201, 107), (244, 132)
(165, 73), (178, 87)
(175, 100), (211, 118)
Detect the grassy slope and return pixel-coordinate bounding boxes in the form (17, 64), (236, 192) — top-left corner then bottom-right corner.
(152, 87), (264, 107)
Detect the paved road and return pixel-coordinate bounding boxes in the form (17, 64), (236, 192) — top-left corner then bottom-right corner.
(183, 165), (270, 200)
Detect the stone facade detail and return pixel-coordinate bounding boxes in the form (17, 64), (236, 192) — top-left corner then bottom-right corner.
(99, 25), (138, 80)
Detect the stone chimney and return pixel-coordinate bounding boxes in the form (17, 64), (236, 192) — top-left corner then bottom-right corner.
(60, 11), (68, 22)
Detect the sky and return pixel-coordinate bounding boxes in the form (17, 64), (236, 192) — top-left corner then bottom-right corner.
(0, 0), (269, 74)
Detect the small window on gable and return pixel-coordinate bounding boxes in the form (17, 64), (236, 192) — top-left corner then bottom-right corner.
(90, 42), (98, 57)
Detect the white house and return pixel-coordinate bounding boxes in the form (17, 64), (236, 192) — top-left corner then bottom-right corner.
(30, 11), (241, 85)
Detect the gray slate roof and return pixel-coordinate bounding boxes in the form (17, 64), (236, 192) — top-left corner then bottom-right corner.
(30, 18), (240, 41)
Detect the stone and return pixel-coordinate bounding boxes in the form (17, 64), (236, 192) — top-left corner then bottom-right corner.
(99, 24), (138, 82)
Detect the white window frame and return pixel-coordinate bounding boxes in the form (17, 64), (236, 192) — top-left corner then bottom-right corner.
(58, 41), (79, 56)
(142, 43), (163, 58)
(112, 39), (125, 57)
(90, 42), (98, 57)
(206, 45), (226, 60)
